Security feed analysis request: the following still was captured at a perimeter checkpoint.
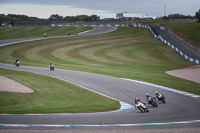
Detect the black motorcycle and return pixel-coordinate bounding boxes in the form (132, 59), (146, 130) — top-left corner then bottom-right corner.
(147, 97), (158, 107)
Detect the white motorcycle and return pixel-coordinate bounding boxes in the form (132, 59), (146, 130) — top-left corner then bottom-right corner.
(136, 101), (150, 113)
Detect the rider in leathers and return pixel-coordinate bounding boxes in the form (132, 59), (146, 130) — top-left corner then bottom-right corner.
(146, 93), (155, 103)
(135, 98), (146, 106)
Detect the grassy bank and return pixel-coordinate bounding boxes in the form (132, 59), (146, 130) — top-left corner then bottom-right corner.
(0, 27), (199, 95)
(0, 68), (120, 113)
(0, 26), (92, 40)
(168, 22), (200, 49)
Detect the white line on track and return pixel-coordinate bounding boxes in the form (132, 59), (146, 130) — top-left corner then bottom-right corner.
(0, 120), (200, 127)
(121, 78), (200, 98)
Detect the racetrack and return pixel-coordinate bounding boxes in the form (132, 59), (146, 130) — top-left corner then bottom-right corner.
(0, 63), (200, 128)
(0, 26), (200, 130)
(0, 26), (116, 47)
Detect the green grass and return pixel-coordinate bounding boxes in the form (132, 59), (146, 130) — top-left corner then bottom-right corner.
(0, 26), (92, 40)
(0, 68), (120, 113)
(168, 22), (200, 48)
(0, 27), (199, 96)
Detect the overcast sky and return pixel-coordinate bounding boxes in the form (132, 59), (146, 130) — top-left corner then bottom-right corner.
(0, 0), (199, 19)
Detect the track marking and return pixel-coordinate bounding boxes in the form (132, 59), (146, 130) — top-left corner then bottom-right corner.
(0, 38), (45, 47)
(122, 78), (200, 98)
(0, 102), (133, 116)
(0, 120), (200, 127)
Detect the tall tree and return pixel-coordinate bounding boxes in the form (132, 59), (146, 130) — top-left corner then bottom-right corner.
(49, 14), (63, 22)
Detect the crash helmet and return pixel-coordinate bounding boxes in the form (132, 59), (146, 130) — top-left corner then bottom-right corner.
(146, 93), (149, 97)
(155, 91), (159, 96)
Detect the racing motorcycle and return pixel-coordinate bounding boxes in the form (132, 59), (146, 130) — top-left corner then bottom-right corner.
(136, 101), (150, 113)
(147, 97), (158, 107)
(43, 32), (47, 37)
(156, 93), (166, 103)
(15, 60), (20, 67)
(50, 64), (54, 71)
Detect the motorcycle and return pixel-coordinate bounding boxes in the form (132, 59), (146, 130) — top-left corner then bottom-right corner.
(44, 32), (47, 37)
(156, 94), (166, 103)
(147, 97), (158, 107)
(50, 64), (54, 71)
(136, 101), (150, 113)
(15, 61), (20, 67)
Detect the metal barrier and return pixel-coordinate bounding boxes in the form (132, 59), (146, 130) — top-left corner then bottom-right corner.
(51, 24), (129, 27)
(134, 24), (200, 64)
(150, 24), (200, 60)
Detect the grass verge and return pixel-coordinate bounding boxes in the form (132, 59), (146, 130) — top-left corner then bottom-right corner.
(0, 68), (120, 114)
(0, 26), (93, 40)
(168, 22), (200, 49)
(0, 27), (199, 96)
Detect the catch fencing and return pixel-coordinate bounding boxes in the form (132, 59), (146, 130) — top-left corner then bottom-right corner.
(51, 24), (129, 27)
(135, 23), (200, 64)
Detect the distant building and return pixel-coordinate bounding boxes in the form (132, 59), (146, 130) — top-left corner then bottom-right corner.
(117, 12), (153, 20)
(116, 12), (123, 19)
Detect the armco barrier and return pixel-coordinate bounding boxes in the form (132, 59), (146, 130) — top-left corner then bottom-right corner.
(51, 24), (129, 27)
(134, 24), (200, 65)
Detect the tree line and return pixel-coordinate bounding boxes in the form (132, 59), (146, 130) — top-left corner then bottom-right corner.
(161, 9), (200, 23)
(0, 14), (100, 26)
(161, 13), (196, 20)
(49, 14), (100, 21)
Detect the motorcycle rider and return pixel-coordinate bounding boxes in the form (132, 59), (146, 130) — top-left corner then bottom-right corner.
(49, 61), (54, 70)
(135, 97), (149, 112)
(146, 93), (155, 104)
(49, 61), (53, 66)
(146, 93), (158, 107)
(155, 91), (165, 103)
(155, 91), (162, 98)
(44, 32), (47, 37)
(135, 98), (146, 106)
(15, 59), (20, 67)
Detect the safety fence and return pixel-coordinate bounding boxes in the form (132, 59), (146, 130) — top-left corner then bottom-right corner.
(51, 24), (129, 27)
(134, 24), (200, 65)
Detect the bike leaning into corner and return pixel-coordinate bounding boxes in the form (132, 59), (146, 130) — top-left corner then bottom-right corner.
(135, 98), (150, 113)
(146, 93), (158, 107)
(155, 91), (166, 103)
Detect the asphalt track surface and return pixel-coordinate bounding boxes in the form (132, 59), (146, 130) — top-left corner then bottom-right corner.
(0, 26), (116, 47)
(0, 26), (200, 130)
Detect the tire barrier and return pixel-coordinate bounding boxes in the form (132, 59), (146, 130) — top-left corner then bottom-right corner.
(134, 24), (200, 65)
